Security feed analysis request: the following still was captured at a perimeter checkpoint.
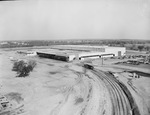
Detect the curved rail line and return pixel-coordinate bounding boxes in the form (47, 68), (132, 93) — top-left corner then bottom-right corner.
(91, 69), (140, 115)
(104, 72), (141, 115)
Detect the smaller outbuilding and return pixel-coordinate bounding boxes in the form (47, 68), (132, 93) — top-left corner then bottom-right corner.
(37, 51), (76, 62)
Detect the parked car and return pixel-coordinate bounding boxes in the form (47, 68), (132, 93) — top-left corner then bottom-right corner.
(144, 61), (149, 64)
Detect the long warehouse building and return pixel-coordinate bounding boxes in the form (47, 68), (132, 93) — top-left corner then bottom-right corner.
(37, 45), (126, 62)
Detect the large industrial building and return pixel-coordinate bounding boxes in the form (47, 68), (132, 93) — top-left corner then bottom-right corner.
(37, 45), (126, 62)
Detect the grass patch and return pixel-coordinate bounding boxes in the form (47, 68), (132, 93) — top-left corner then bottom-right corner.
(75, 97), (84, 104)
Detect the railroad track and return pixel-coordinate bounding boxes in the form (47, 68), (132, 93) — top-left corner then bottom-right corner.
(91, 69), (140, 115)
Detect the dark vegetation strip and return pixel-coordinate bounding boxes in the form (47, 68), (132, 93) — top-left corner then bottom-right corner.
(126, 70), (150, 77)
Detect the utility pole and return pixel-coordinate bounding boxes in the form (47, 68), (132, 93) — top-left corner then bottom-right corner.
(102, 56), (103, 65)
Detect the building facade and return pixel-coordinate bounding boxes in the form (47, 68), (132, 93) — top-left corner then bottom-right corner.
(37, 45), (126, 61)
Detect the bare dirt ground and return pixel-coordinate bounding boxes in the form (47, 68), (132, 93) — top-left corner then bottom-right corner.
(0, 49), (150, 115)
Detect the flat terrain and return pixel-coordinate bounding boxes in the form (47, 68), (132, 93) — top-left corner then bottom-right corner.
(0, 49), (150, 115)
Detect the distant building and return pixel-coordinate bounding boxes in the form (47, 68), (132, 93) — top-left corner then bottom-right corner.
(17, 50), (37, 56)
(0, 42), (8, 45)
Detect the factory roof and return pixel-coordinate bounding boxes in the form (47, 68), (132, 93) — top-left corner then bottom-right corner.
(53, 45), (125, 49)
(36, 50), (76, 57)
(53, 45), (108, 48)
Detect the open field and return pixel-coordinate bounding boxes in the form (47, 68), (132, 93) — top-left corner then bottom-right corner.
(0, 48), (150, 115)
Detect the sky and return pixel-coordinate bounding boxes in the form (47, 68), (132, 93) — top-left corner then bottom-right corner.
(0, 0), (150, 41)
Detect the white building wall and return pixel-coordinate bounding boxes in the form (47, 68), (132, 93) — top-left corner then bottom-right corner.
(81, 56), (100, 60)
(105, 47), (126, 56)
(77, 47), (126, 59)
(68, 55), (76, 61)
(78, 52), (100, 57)
(27, 52), (37, 56)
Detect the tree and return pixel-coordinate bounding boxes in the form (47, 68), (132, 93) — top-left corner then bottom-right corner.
(145, 46), (150, 51)
(138, 45), (144, 51)
(12, 60), (36, 77)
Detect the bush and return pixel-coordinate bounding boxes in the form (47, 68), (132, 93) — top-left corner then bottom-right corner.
(138, 45), (144, 51)
(12, 60), (36, 77)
